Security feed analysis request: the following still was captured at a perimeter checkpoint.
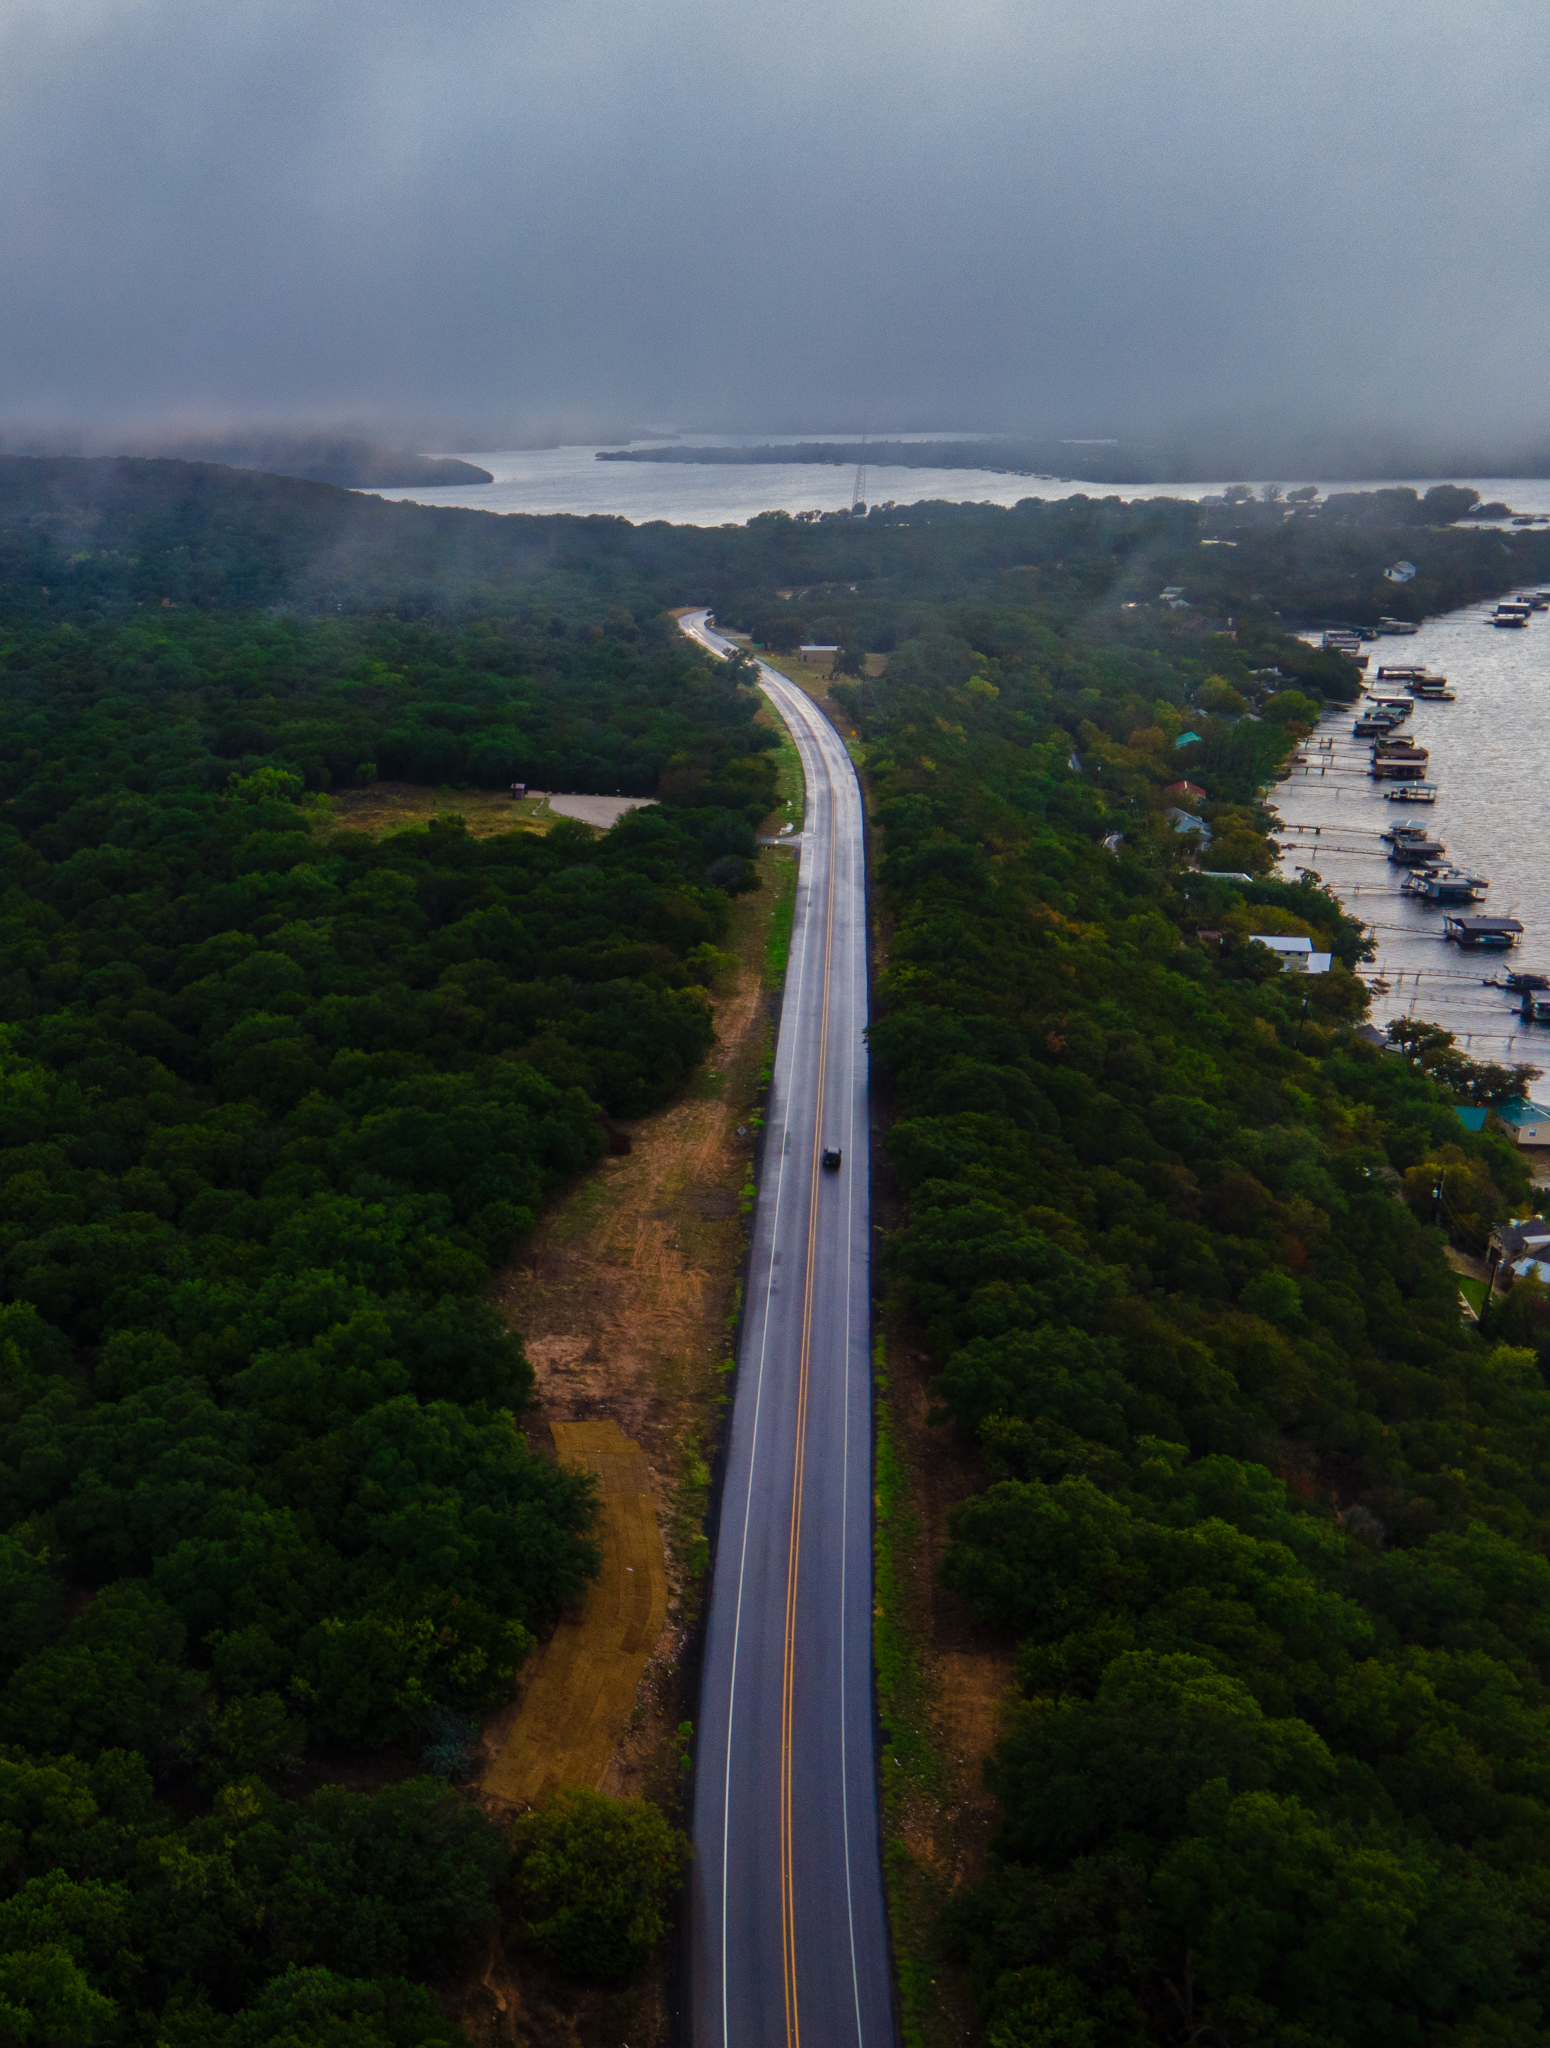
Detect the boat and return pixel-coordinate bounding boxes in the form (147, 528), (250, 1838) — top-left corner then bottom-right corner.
(1384, 782), (1436, 803)
(1521, 991), (1550, 1024)
(1496, 602), (1533, 616)
(1406, 680), (1455, 699)
(1376, 666), (1427, 679)
(1378, 618), (1421, 635)
(1382, 823), (1434, 845)
(1369, 697), (1413, 716)
(1493, 615), (1528, 629)
(1445, 915), (1523, 948)
(1354, 716), (1404, 736)
(1484, 971), (1550, 992)
(1372, 741), (1428, 761)
(1371, 758), (1428, 780)
(1388, 839), (1447, 866)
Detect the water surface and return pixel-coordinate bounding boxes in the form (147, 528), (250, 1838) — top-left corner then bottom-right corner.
(368, 441), (1550, 529)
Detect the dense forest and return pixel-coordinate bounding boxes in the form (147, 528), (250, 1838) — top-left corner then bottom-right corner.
(1, 452), (1548, 2044)
(821, 570), (1550, 2045)
(0, 546), (775, 2040)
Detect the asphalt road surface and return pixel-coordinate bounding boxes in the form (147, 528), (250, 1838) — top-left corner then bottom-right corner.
(679, 614), (892, 2047)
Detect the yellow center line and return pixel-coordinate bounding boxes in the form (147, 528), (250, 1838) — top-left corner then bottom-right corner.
(780, 726), (838, 2048)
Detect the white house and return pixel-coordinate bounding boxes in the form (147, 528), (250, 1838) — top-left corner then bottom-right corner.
(1250, 934), (1332, 975)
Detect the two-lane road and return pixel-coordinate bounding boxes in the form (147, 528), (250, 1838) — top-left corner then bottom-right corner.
(680, 614), (892, 2047)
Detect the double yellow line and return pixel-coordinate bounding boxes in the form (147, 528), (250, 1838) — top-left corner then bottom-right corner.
(779, 740), (838, 2048)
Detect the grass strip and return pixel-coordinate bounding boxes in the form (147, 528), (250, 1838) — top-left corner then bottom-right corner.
(874, 1349), (951, 2048)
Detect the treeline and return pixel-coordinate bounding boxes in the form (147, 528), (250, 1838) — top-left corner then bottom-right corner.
(0, 592), (773, 2037)
(6, 455), (1547, 650)
(838, 569), (1550, 2044)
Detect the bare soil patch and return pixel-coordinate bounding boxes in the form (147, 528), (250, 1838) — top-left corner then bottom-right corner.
(539, 792), (656, 829)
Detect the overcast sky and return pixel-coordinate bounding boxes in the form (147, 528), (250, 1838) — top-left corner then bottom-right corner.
(1, 0), (1546, 446)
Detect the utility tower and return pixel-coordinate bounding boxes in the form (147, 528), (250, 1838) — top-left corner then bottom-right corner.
(852, 427), (868, 514)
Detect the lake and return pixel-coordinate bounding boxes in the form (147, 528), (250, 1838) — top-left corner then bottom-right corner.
(368, 440), (1550, 528)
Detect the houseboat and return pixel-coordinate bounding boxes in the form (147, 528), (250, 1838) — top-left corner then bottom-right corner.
(1387, 838), (1447, 867)
(1382, 823), (1433, 846)
(1384, 782), (1436, 803)
(1403, 867), (1487, 903)
(1406, 679), (1455, 700)
(1369, 697), (1413, 717)
(1493, 614), (1528, 629)
(1378, 618), (1421, 635)
(1376, 666), (1427, 680)
(1484, 971), (1549, 992)
(1371, 758), (1428, 780)
(1520, 990), (1550, 1025)
(1444, 916), (1523, 949)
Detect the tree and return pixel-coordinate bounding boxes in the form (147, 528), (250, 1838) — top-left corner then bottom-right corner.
(510, 1790), (689, 1983)
(225, 1967), (464, 2048)
(261, 1779), (507, 1981)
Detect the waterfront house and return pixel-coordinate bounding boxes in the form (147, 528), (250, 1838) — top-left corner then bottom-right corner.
(1456, 1101), (1550, 1147)
(1249, 935), (1332, 975)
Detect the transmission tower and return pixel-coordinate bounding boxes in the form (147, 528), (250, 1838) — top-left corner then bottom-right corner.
(852, 426), (868, 514)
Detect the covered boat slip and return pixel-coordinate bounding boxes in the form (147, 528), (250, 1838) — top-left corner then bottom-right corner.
(1443, 916), (1525, 949)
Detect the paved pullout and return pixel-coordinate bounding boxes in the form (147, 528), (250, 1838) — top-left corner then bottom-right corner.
(680, 614), (892, 2047)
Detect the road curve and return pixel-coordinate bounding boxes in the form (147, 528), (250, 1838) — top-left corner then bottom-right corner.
(679, 613), (892, 2047)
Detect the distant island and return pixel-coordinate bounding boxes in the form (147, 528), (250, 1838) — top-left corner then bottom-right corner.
(598, 431), (1550, 486)
(0, 427), (493, 490)
(149, 432), (494, 489)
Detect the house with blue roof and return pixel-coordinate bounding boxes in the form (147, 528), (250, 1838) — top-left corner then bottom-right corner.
(1455, 1100), (1550, 1146)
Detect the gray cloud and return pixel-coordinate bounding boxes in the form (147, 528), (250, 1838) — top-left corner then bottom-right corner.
(1, 0), (1546, 445)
